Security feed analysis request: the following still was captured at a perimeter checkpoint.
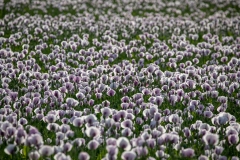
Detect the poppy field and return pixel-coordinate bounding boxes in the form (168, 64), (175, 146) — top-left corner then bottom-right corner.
(0, 0), (240, 159)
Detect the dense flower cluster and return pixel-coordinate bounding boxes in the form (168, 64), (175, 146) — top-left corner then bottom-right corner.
(0, 0), (240, 159)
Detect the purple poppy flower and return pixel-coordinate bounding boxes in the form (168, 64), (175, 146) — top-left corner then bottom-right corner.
(60, 124), (70, 133)
(87, 139), (100, 150)
(232, 157), (239, 160)
(88, 99), (95, 106)
(203, 111), (213, 118)
(28, 151), (40, 160)
(146, 138), (156, 149)
(198, 155), (208, 160)
(121, 151), (136, 160)
(54, 152), (71, 160)
(85, 114), (98, 126)
(76, 92), (85, 100)
(121, 128), (133, 137)
(215, 146), (224, 155)
(73, 117), (84, 127)
(169, 114), (180, 123)
(44, 114), (57, 123)
(180, 148), (195, 158)
(78, 152), (90, 160)
(106, 145), (118, 156)
(4, 144), (18, 155)
(117, 137), (131, 151)
(134, 146), (148, 157)
(121, 119), (133, 128)
(155, 150), (165, 158)
(62, 142), (73, 153)
(101, 107), (112, 118)
(39, 145), (54, 157)
(27, 134), (43, 147)
(202, 132), (219, 146)
(107, 89), (116, 97)
(85, 126), (100, 138)
(106, 138), (117, 146)
(9, 92), (18, 101)
(228, 134), (239, 145)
